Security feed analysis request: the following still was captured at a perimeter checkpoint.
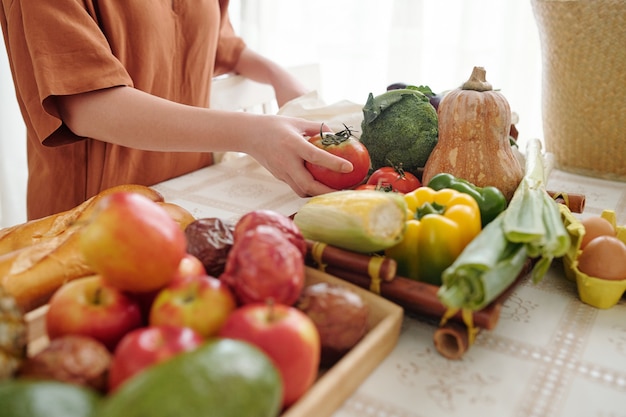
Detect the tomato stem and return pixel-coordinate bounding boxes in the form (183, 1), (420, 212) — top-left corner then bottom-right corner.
(386, 159), (407, 178)
(320, 124), (358, 147)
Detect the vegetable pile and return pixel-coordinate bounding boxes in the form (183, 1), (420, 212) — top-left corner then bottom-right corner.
(296, 66), (579, 320)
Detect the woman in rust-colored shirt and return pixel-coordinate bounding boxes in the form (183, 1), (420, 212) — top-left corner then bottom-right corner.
(1, 1), (351, 219)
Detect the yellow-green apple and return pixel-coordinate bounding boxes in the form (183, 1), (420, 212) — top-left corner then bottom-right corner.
(218, 302), (321, 408)
(220, 225), (305, 306)
(108, 325), (204, 392)
(45, 276), (143, 351)
(79, 191), (187, 293)
(149, 274), (237, 338)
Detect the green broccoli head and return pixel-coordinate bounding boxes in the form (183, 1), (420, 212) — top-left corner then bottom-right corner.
(359, 88), (438, 173)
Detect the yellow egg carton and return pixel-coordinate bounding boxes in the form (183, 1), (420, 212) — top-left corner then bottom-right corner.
(560, 206), (626, 309)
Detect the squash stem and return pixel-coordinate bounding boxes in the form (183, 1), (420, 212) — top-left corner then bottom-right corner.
(461, 67), (493, 92)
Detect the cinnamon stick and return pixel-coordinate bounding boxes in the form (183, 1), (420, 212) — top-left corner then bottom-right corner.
(433, 322), (476, 360)
(305, 240), (396, 282)
(322, 266), (498, 330)
(321, 259), (532, 331)
(547, 191), (585, 213)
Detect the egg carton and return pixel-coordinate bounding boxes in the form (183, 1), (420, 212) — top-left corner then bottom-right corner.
(560, 207), (626, 309)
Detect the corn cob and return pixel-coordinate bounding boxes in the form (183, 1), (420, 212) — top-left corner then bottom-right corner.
(293, 190), (407, 253)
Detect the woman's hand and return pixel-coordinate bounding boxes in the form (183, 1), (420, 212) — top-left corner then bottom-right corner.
(242, 115), (354, 197)
(54, 86), (351, 197)
(271, 74), (311, 108)
(232, 48), (311, 107)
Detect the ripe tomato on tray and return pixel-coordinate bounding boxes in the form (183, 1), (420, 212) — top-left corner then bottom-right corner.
(305, 125), (370, 190)
(367, 165), (421, 193)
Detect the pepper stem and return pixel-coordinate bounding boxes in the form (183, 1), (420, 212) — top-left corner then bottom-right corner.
(416, 202), (446, 219)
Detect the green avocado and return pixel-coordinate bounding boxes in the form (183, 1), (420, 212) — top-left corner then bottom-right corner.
(360, 88), (439, 173)
(0, 379), (102, 417)
(96, 338), (283, 417)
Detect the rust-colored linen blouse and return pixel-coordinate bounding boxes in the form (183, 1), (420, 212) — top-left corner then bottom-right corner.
(0, 0), (246, 220)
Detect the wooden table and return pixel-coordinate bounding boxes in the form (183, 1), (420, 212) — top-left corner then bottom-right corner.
(153, 154), (626, 417)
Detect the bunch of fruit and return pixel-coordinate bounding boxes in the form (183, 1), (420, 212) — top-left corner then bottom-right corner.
(1, 191), (369, 417)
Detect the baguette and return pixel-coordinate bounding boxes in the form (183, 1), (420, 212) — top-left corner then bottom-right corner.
(0, 184), (164, 256)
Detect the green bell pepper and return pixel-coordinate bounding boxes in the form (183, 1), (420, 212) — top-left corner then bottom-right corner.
(427, 173), (506, 227)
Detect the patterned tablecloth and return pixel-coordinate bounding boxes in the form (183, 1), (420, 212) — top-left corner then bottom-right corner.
(153, 154), (626, 417)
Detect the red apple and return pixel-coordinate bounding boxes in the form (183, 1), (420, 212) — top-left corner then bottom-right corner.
(220, 225), (305, 306)
(149, 274), (237, 338)
(218, 302), (320, 408)
(108, 325), (204, 392)
(45, 275), (143, 351)
(79, 191), (187, 294)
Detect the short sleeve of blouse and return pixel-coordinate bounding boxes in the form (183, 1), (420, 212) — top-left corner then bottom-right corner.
(3, 1), (132, 144)
(214, 0), (246, 75)
(3, 0), (245, 146)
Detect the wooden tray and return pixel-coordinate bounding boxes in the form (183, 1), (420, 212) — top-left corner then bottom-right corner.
(24, 266), (403, 417)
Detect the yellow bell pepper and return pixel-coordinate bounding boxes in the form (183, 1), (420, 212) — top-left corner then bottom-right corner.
(385, 187), (481, 285)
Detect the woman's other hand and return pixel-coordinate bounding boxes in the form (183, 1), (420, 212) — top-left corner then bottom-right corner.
(233, 48), (311, 107)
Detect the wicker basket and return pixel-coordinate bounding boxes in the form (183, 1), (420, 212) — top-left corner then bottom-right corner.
(531, 0), (626, 181)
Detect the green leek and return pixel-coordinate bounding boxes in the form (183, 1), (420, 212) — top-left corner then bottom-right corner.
(502, 138), (569, 282)
(437, 212), (528, 310)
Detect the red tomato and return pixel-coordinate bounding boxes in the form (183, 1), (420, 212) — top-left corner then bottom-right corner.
(354, 183), (394, 192)
(305, 126), (371, 190)
(367, 165), (421, 194)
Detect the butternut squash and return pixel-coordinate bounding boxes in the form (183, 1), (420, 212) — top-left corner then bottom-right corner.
(422, 67), (523, 202)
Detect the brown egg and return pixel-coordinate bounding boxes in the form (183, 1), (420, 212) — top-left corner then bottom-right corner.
(580, 216), (616, 249)
(577, 235), (626, 280)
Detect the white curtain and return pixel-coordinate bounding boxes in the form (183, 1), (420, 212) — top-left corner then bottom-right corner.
(234, 0), (542, 136)
(0, 0), (543, 227)
(0, 35), (27, 228)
